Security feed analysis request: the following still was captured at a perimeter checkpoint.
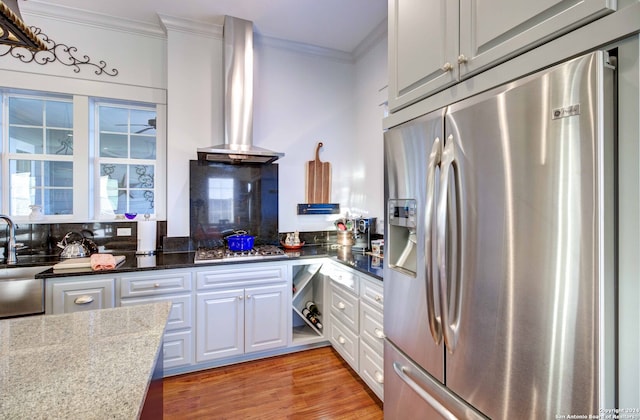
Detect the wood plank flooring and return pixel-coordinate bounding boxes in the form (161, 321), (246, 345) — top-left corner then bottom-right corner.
(163, 346), (383, 419)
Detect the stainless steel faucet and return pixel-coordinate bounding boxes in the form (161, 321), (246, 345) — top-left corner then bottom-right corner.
(0, 214), (17, 264)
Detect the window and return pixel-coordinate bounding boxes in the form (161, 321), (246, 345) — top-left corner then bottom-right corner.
(4, 93), (74, 216)
(96, 103), (157, 218)
(0, 88), (162, 222)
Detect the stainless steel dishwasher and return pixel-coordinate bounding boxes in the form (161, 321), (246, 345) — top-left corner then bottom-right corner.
(0, 266), (49, 318)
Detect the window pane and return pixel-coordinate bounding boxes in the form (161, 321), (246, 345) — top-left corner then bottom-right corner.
(130, 135), (156, 159)
(45, 101), (73, 128)
(10, 159), (39, 186)
(45, 189), (73, 215)
(100, 133), (128, 158)
(129, 190), (154, 214)
(46, 129), (73, 155)
(9, 97), (43, 126)
(99, 106), (128, 133)
(129, 165), (154, 189)
(101, 163), (126, 188)
(131, 110), (156, 135)
(9, 162), (36, 215)
(44, 161), (73, 187)
(9, 127), (43, 153)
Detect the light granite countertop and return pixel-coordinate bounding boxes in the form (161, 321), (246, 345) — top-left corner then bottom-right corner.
(0, 302), (171, 419)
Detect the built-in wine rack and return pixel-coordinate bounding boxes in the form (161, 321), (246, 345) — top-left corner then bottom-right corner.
(291, 262), (325, 344)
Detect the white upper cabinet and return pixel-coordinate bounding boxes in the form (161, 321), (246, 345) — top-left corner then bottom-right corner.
(388, 0), (459, 112)
(388, 0), (616, 112)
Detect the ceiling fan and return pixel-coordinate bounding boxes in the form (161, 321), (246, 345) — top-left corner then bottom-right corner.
(116, 118), (156, 134)
(132, 118), (156, 134)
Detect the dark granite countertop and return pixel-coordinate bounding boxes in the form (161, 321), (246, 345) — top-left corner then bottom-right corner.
(33, 245), (383, 281)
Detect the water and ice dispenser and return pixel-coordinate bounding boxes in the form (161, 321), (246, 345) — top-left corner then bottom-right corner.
(387, 199), (417, 276)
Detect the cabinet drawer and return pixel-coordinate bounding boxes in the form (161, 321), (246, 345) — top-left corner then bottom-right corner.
(50, 278), (115, 314)
(360, 301), (384, 353)
(162, 329), (193, 369)
(121, 294), (192, 331)
(360, 276), (383, 311)
(325, 265), (358, 294)
(329, 282), (359, 333)
(359, 338), (384, 401)
(196, 264), (287, 290)
(121, 272), (192, 297)
(329, 313), (358, 372)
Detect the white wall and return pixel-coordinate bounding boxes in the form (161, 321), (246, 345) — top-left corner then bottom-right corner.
(254, 40), (354, 233)
(2, 4), (388, 237)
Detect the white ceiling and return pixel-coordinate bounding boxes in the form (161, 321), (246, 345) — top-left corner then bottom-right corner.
(23, 0), (388, 53)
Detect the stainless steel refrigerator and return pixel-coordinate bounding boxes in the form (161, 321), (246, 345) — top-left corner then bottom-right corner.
(383, 50), (616, 419)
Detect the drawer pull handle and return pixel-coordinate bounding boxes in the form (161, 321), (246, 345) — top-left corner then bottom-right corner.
(337, 302), (346, 310)
(374, 371), (384, 384)
(154, 283), (160, 288)
(374, 328), (385, 339)
(74, 295), (94, 305)
(375, 295), (383, 302)
(338, 336), (346, 345)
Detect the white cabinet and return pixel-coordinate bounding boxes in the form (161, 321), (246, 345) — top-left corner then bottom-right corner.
(196, 264), (288, 363)
(388, 0), (615, 111)
(326, 262), (385, 401)
(359, 277), (384, 400)
(120, 270), (193, 369)
(291, 262), (325, 345)
(47, 277), (115, 314)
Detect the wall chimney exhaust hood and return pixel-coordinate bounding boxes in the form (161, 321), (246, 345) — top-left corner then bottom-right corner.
(198, 15), (284, 164)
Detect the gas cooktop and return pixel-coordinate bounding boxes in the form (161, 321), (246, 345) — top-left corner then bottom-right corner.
(194, 245), (287, 264)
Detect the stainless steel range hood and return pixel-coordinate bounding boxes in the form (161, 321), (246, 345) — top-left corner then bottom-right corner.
(198, 15), (284, 164)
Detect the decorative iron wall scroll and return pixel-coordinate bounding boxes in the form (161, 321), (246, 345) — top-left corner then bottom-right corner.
(0, 26), (118, 76)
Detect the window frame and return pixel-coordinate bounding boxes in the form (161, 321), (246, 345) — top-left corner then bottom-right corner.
(0, 87), (166, 223)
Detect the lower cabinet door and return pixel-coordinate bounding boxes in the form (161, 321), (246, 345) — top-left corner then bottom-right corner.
(196, 288), (244, 362)
(163, 330), (193, 368)
(329, 313), (359, 372)
(360, 339), (384, 401)
(244, 283), (288, 353)
(51, 278), (115, 314)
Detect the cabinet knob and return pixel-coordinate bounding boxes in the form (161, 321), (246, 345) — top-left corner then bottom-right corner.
(238, 295), (244, 300)
(74, 295), (94, 305)
(338, 336), (346, 345)
(154, 283), (160, 288)
(457, 54), (468, 64)
(337, 301), (346, 310)
(375, 295), (382, 302)
(441, 62), (454, 72)
(374, 371), (384, 384)
(374, 328), (385, 339)
(246, 294), (251, 299)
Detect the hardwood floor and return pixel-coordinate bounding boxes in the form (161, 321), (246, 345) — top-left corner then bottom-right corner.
(163, 346), (383, 419)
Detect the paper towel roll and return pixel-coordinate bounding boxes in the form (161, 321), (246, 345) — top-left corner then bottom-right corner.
(136, 219), (156, 255)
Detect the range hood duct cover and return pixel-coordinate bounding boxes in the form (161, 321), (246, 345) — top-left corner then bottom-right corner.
(198, 15), (283, 164)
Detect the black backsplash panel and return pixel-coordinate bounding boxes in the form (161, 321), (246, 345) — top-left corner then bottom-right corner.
(2, 220), (168, 257)
(189, 161), (279, 248)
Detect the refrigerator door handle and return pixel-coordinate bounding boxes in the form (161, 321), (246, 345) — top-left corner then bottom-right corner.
(392, 362), (459, 420)
(426, 136), (443, 345)
(437, 134), (463, 353)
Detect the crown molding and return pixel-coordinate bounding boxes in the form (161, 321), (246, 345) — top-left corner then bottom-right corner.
(353, 18), (387, 61)
(20, 0), (166, 38)
(158, 14), (222, 39)
(256, 35), (354, 64)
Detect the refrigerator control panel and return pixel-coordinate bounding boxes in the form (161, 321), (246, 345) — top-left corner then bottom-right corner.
(388, 199), (417, 228)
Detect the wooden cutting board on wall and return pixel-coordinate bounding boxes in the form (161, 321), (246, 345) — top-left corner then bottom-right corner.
(306, 142), (331, 203)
